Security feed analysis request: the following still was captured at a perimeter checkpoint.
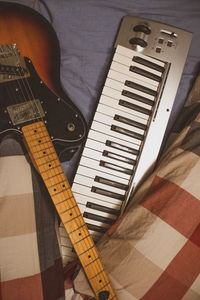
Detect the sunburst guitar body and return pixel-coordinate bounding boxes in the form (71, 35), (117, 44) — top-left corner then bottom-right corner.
(0, 1), (87, 160)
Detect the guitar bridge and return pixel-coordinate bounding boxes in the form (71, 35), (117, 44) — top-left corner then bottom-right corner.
(0, 44), (30, 82)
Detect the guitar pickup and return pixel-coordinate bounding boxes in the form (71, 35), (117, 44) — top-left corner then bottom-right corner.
(7, 99), (45, 125)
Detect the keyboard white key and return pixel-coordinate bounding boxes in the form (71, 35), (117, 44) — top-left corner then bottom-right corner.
(82, 146), (134, 171)
(76, 165), (129, 188)
(110, 61), (159, 87)
(72, 183), (125, 206)
(93, 111), (145, 135)
(100, 92), (150, 120)
(85, 138), (137, 160)
(116, 44), (165, 68)
(91, 121), (142, 146)
(74, 173), (126, 196)
(97, 102), (148, 127)
(113, 52), (163, 78)
(88, 128), (140, 151)
(108, 69), (158, 92)
(73, 192), (121, 211)
(105, 77), (155, 102)
(78, 203), (117, 221)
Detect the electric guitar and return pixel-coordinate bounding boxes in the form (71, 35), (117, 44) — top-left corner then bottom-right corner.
(0, 2), (118, 299)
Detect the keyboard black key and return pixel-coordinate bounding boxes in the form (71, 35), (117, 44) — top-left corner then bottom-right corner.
(132, 56), (165, 73)
(130, 66), (162, 82)
(111, 125), (144, 141)
(83, 212), (115, 225)
(86, 223), (107, 233)
(125, 80), (157, 97)
(122, 90), (154, 106)
(106, 140), (139, 156)
(91, 186), (125, 201)
(114, 114), (147, 130)
(103, 150), (136, 165)
(94, 176), (128, 190)
(86, 201), (120, 216)
(119, 99), (152, 116)
(100, 160), (133, 175)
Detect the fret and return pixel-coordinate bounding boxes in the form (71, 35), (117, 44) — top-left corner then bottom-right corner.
(64, 215), (86, 233)
(39, 160), (60, 173)
(29, 141), (53, 153)
(79, 246), (98, 267)
(48, 182), (70, 196)
(90, 277), (110, 295)
(25, 135), (50, 147)
(45, 174), (66, 188)
(41, 166), (63, 180)
(56, 198), (77, 213)
(33, 147), (55, 159)
(24, 130), (49, 141)
(73, 235), (95, 256)
(85, 259), (104, 278)
(22, 121), (118, 300)
(69, 224), (90, 244)
(35, 153), (58, 166)
(42, 170), (64, 181)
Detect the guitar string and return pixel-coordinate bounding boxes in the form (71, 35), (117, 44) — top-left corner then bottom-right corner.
(3, 45), (30, 105)
(1, 45), (114, 296)
(11, 45), (45, 123)
(0, 45), (25, 108)
(0, 45), (17, 121)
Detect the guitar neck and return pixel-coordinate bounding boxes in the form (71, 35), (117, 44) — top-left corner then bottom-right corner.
(22, 121), (118, 300)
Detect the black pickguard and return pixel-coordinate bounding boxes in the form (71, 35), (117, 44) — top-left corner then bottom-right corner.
(0, 57), (87, 161)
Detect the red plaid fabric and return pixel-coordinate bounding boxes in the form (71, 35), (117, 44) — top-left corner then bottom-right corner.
(73, 74), (200, 299)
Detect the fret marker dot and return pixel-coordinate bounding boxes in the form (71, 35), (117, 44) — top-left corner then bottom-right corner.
(49, 164), (51, 167)
(54, 188), (56, 191)
(88, 255), (91, 258)
(70, 213), (73, 216)
(78, 233), (81, 236)
(99, 279), (102, 283)
(38, 140), (41, 143)
(43, 151), (46, 154)
(62, 184), (65, 188)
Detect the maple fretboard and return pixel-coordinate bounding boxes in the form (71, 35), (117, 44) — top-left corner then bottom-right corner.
(22, 121), (118, 300)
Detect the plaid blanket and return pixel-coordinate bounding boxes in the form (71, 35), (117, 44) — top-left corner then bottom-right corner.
(0, 72), (200, 300)
(0, 137), (65, 299)
(73, 74), (200, 299)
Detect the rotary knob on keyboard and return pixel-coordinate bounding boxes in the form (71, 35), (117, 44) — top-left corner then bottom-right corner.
(133, 24), (151, 35)
(129, 37), (147, 48)
(129, 24), (151, 48)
